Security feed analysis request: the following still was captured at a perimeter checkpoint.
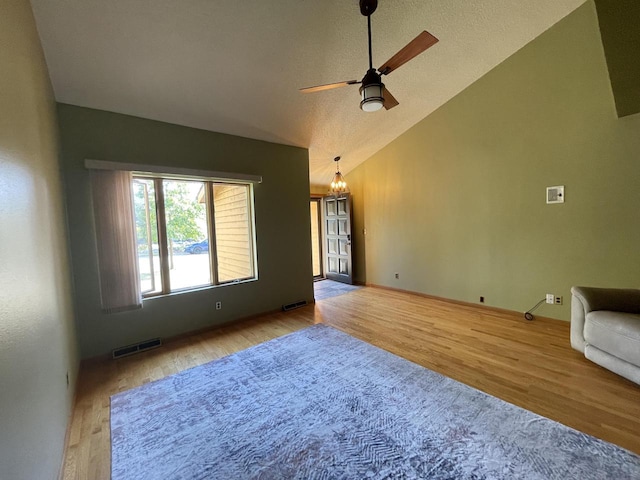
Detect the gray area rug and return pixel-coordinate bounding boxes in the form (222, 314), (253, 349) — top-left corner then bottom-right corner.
(314, 279), (362, 300)
(111, 324), (640, 479)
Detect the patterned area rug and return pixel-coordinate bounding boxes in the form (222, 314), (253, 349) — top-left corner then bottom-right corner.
(111, 325), (640, 479)
(314, 279), (362, 300)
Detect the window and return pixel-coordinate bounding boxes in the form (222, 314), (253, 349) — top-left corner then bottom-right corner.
(133, 175), (256, 297)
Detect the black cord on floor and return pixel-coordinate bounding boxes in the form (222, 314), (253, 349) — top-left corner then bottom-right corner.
(524, 298), (545, 321)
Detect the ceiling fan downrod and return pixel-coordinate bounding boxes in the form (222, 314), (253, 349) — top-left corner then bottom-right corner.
(360, 0), (378, 70)
(359, 0), (384, 112)
(367, 13), (373, 70)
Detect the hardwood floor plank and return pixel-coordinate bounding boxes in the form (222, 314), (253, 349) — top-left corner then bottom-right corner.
(60, 286), (640, 478)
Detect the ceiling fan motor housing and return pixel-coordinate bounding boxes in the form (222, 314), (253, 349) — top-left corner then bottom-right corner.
(359, 0), (378, 16)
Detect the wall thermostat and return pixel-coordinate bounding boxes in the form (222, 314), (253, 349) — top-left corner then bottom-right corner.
(546, 185), (565, 204)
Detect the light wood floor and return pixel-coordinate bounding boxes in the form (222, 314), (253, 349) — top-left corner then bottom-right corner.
(61, 286), (640, 479)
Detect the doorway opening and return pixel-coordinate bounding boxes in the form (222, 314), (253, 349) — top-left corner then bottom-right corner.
(322, 194), (353, 285)
(310, 198), (323, 280)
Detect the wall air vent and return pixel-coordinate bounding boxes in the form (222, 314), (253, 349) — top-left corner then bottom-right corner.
(282, 300), (308, 311)
(112, 338), (162, 359)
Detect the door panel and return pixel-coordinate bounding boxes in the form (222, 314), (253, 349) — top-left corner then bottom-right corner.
(323, 194), (353, 284)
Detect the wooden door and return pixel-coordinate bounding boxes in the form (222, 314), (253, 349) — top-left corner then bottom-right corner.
(323, 194), (353, 284)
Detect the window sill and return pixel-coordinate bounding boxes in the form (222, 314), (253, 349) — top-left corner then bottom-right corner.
(142, 277), (258, 301)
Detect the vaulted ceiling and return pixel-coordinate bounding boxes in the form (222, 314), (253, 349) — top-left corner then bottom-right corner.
(31, 0), (587, 185)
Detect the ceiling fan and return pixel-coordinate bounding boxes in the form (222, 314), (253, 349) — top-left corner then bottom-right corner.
(300, 0), (438, 112)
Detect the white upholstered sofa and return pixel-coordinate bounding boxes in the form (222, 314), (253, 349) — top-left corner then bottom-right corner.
(571, 286), (640, 385)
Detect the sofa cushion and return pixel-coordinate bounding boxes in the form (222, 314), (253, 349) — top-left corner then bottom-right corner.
(584, 311), (640, 367)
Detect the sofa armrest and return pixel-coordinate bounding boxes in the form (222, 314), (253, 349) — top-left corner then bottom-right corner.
(570, 290), (588, 353)
(570, 286), (640, 353)
(571, 286), (640, 314)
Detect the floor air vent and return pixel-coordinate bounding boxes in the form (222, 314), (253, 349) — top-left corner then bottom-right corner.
(282, 300), (308, 311)
(112, 338), (162, 359)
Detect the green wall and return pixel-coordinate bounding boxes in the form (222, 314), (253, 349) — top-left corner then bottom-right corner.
(0, 2), (78, 479)
(347, 1), (640, 320)
(595, 0), (640, 117)
(58, 104), (313, 357)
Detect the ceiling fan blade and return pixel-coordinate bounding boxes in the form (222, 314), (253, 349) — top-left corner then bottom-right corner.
(383, 87), (399, 110)
(299, 80), (360, 93)
(378, 31), (439, 76)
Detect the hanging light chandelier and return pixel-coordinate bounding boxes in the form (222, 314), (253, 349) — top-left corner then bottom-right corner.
(329, 156), (349, 196)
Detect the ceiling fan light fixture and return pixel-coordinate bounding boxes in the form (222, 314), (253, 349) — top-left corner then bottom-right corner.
(359, 69), (384, 112)
(360, 84), (384, 112)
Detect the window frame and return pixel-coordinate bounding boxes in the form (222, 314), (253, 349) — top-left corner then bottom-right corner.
(133, 173), (258, 298)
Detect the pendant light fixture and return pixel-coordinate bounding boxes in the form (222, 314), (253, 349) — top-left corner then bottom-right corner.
(329, 156), (349, 196)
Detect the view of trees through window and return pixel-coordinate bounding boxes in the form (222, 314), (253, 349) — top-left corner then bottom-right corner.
(133, 176), (254, 296)
(133, 178), (161, 294)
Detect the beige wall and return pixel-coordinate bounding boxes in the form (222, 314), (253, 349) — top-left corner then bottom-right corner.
(0, 1), (78, 479)
(310, 184), (328, 196)
(347, 1), (640, 320)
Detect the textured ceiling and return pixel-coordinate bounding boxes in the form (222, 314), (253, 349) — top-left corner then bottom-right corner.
(30, 0), (586, 186)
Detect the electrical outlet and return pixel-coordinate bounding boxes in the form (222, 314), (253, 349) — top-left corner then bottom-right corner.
(394, 273), (399, 279)
(216, 301), (222, 310)
(555, 296), (563, 305)
(479, 296), (485, 303)
(66, 372), (69, 387)
(546, 294), (555, 304)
